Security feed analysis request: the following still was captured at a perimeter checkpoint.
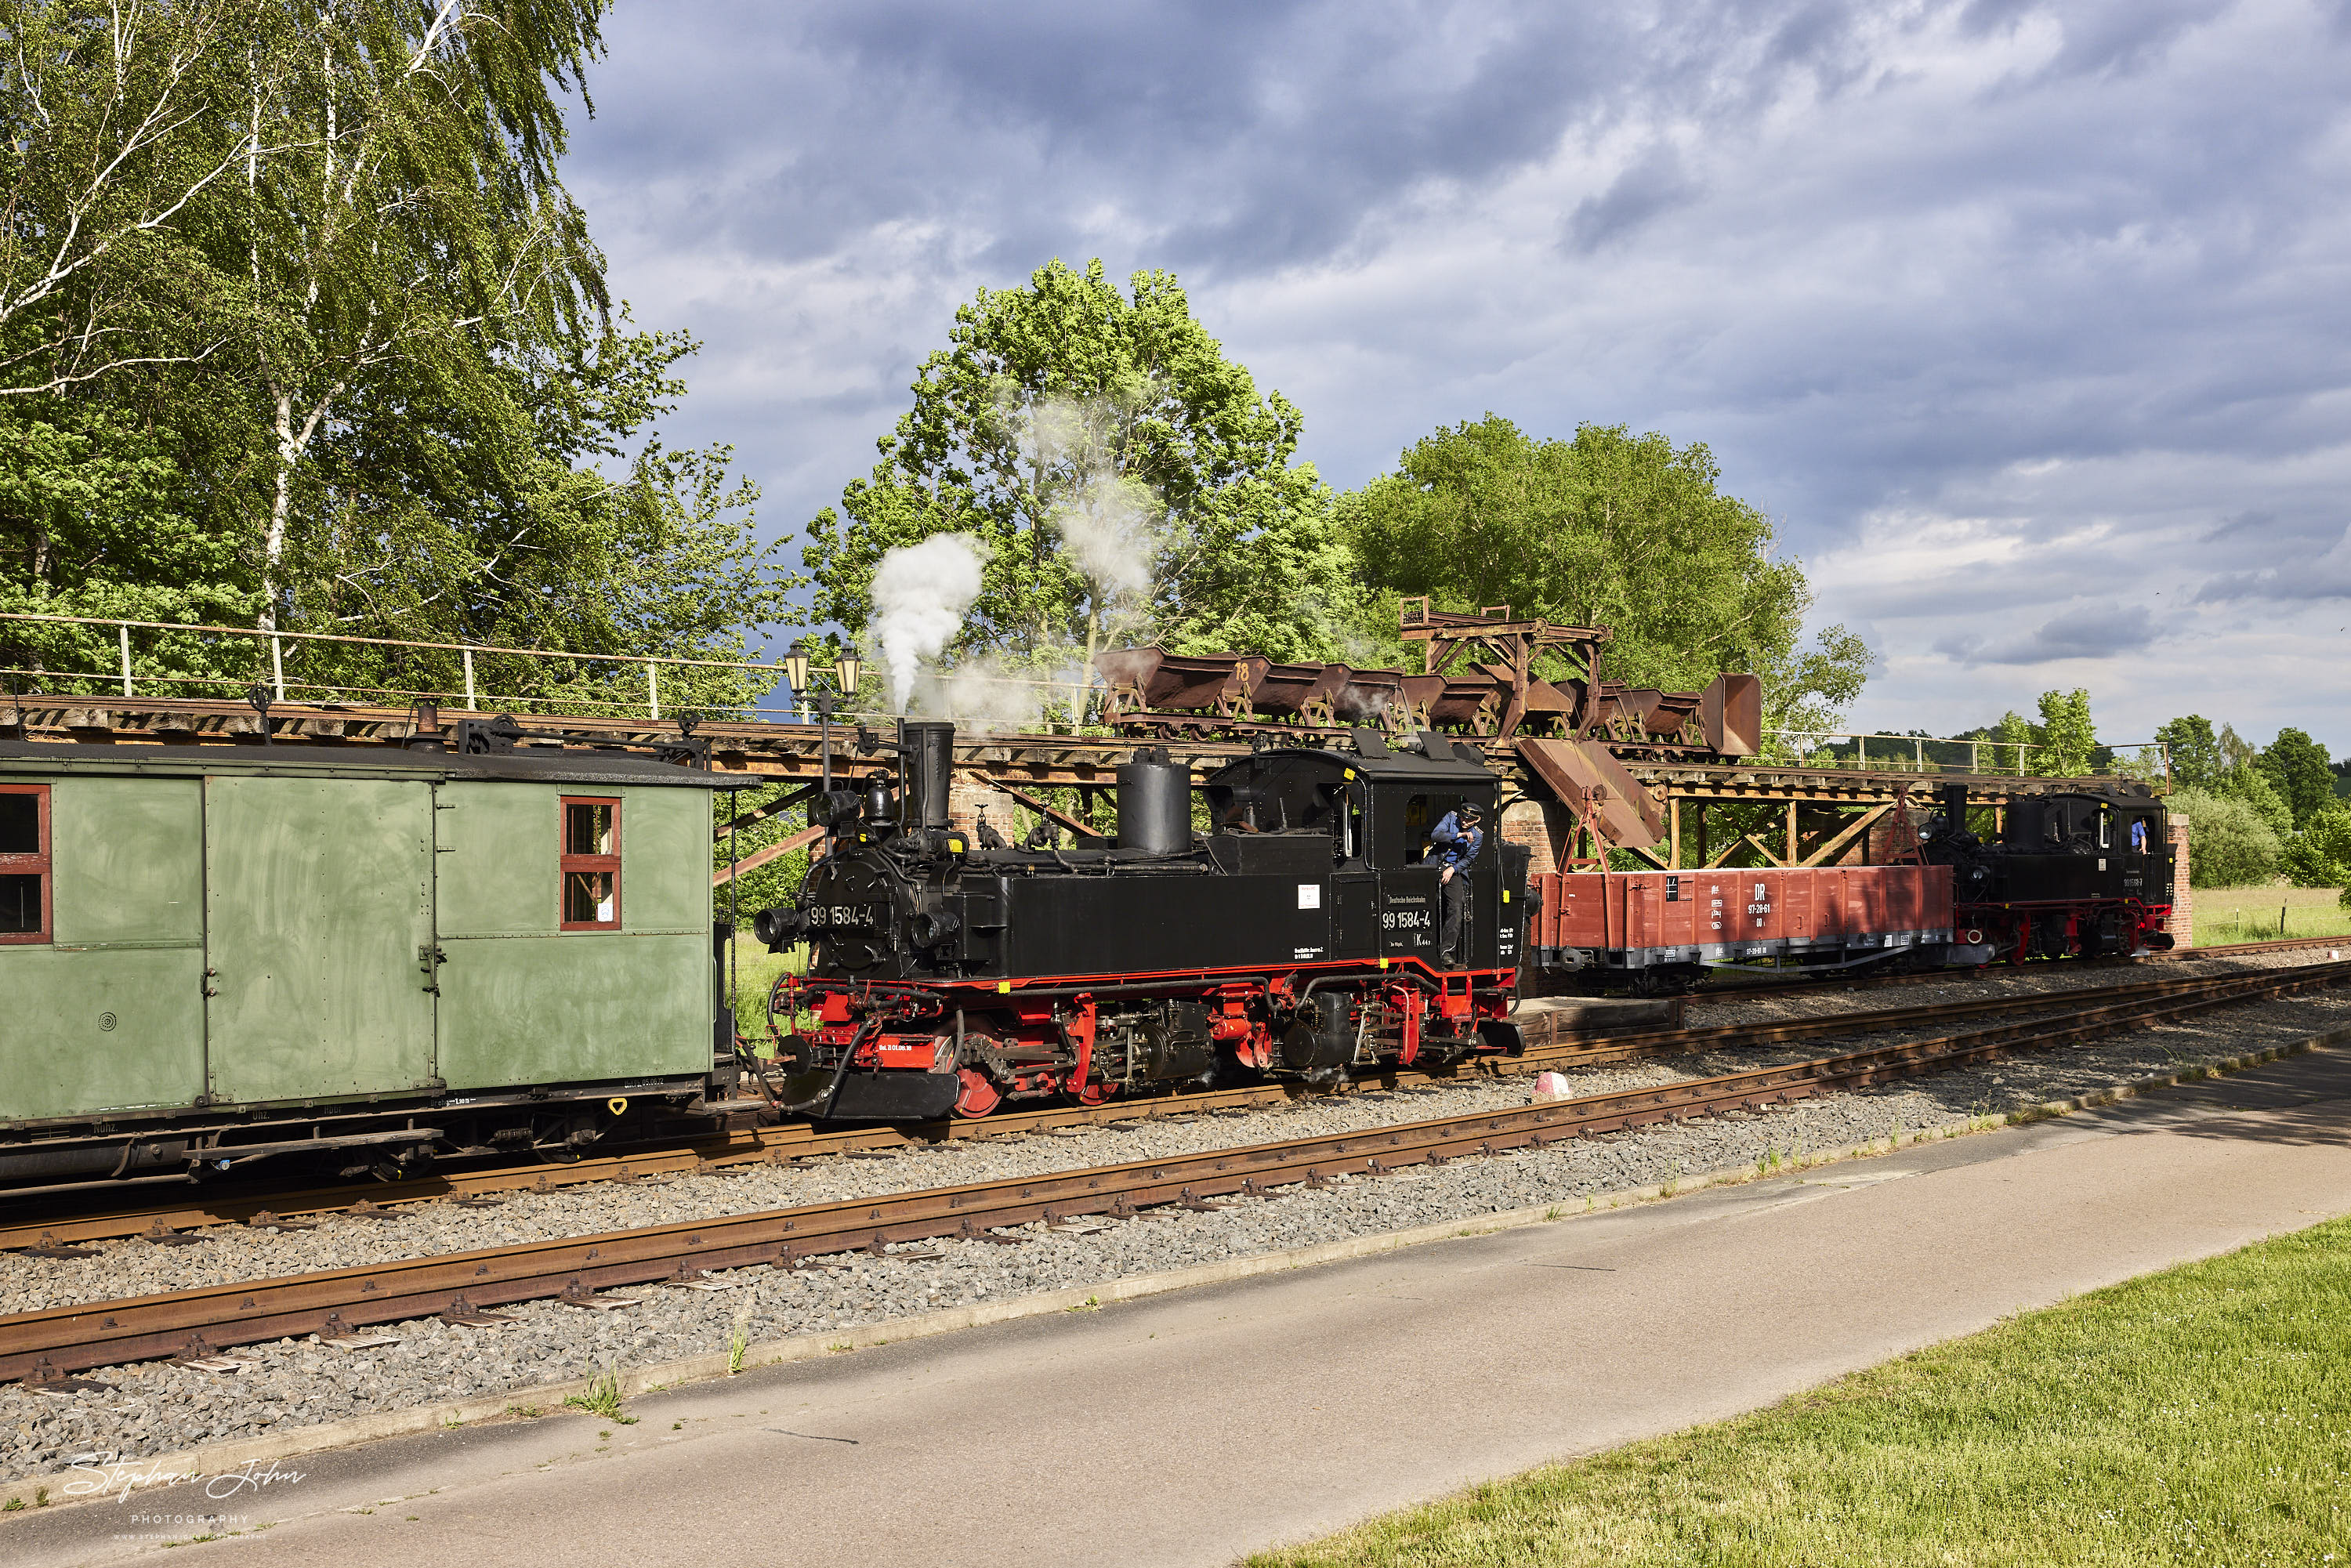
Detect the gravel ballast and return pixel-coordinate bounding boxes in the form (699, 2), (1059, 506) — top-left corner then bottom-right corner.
(4, 954), (2317, 1318)
(1, 965), (2343, 1485)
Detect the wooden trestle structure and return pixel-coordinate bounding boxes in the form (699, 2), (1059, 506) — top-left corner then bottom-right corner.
(0, 691), (2118, 882)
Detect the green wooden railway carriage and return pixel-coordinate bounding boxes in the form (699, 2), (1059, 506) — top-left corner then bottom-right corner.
(0, 737), (740, 1197)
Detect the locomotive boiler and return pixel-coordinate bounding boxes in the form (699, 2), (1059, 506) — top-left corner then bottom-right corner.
(753, 722), (1532, 1121)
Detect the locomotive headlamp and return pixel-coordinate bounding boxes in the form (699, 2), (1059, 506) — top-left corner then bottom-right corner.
(782, 640), (812, 694)
(752, 904), (806, 951)
(835, 653), (861, 697)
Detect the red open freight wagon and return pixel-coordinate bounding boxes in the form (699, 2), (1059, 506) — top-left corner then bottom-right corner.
(1527, 864), (1993, 990)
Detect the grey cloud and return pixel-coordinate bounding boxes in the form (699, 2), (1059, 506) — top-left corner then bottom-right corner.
(1933, 602), (2162, 666)
(2195, 552), (2351, 605)
(1563, 145), (1702, 255)
(558, 0), (2351, 749)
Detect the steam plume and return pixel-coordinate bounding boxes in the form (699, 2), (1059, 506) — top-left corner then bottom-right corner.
(871, 533), (986, 711)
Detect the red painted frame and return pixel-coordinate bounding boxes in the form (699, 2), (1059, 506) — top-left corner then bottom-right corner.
(558, 795), (622, 932)
(0, 784), (52, 945)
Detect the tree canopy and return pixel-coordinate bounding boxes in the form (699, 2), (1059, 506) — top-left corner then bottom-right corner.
(0, 0), (781, 714)
(1343, 416), (1869, 734)
(2257, 727), (2334, 828)
(800, 258), (1357, 694)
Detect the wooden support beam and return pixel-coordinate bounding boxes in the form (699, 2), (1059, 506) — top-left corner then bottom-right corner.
(990, 779), (1110, 840)
(1797, 801), (1896, 867)
(712, 823), (824, 886)
(715, 782), (818, 839)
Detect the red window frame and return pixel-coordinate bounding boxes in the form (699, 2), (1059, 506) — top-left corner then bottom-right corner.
(560, 795), (622, 931)
(0, 784), (52, 945)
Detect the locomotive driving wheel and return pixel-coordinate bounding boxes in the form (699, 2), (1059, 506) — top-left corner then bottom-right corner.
(952, 1067), (1003, 1119)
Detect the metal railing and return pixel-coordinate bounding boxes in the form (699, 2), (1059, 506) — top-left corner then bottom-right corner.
(0, 614), (2174, 779)
(1774, 729), (2169, 783)
(0, 610), (1086, 728)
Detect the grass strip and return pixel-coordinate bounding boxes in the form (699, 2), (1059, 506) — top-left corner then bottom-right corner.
(1255, 1215), (2351, 1566)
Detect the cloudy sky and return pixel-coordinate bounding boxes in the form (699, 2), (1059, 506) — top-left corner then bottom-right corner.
(560, 0), (2351, 751)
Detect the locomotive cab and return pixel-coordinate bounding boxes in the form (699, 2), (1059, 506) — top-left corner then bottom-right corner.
(1926, 780), (2175, 959)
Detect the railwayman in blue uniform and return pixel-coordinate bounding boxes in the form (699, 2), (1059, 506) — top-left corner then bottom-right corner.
(1426, 801), (1485, 968)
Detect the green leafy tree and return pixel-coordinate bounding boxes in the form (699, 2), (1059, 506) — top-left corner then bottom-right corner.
(230, 0), (612, 632)
(1344, 415), (1869, 734)
(2154, 715), (2225, 789)
(2281, 805), (2351, 889)
(2168, 788), (2283, 889)
(2256, 728), (2334, 828)
(2035, 689), (2097, 777)
(0, 0), (268, 397)
(801, 258), (1355, 693)
(1987, 710), (2035, 773)
(0, 1), (784, 714)
(2215, 762), (2294, 840)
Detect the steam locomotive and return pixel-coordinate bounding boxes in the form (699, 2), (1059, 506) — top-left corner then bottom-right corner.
(752, 722), (1531, 1121)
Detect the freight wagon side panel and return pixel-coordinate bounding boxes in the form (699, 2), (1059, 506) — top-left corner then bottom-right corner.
(433, 782), (711, 1092)
(0, 777), (205, 1121)
(203, 776), (437, 1105)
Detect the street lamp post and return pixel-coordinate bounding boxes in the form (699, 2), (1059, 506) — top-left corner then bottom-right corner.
(783, 642), (862, 796)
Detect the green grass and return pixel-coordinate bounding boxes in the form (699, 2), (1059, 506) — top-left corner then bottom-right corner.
(1252, 1215), (2351, 1567)
(2194, 884), (2351, 947)
(723, 935), (807, 1041)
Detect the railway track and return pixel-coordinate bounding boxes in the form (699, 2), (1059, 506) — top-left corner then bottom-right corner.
(2, 961), (2313, 1251)
(1689, 933), (2347, 1002)
(5, 958), (2343, 1387)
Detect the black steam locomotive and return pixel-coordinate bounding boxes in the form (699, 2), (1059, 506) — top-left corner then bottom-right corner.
(753, 722), (1531, 1120)
(1921, 780), (2178, 960)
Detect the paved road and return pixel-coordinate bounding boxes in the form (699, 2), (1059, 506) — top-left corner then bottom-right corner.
(12, 1052), (2351, 1568)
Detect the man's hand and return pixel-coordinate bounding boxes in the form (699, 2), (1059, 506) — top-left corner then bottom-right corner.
(1440, 864), (1454, 885)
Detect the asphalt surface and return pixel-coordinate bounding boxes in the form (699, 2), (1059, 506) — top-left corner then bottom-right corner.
(10, 1050), (2351, 1568)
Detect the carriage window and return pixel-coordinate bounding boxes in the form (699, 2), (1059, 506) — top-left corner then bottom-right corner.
(560, 796), (621, 930)
(2097, 808), (2111, 849)
(0, 785), (50, 943)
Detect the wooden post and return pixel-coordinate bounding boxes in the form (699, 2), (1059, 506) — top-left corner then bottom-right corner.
(1668, 797), (1682, 870)
(1784, 801), (1797, 864)
(118, 625), (132, 697)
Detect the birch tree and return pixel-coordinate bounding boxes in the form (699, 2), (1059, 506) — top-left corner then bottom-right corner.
(0, 1), (281, 395)
(235, 0), (607, 632)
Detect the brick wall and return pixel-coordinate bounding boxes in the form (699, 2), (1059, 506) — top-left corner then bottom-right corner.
(2168, 810), (2193, 948)
(1501, 799), (1576, 877)
(947, 772), (1021, 842)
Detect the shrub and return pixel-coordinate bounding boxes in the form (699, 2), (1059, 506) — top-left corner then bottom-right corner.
(2169, 788), (2281, 889)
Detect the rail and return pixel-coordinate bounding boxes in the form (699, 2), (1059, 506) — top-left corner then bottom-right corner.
(4, 959), (2339, 1383)
(0, 960), (2313, 1244)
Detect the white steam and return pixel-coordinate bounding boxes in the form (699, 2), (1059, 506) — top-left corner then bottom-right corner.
(1017, 394), (1159, 609)
(871, 533), (986, 711)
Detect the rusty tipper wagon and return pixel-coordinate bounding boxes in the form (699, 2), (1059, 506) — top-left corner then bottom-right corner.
(0, 730), (742, 1197)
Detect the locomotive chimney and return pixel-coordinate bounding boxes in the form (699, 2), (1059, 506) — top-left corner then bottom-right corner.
(900, 720), (955, 830)
(1117, 746), (1192, 853)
